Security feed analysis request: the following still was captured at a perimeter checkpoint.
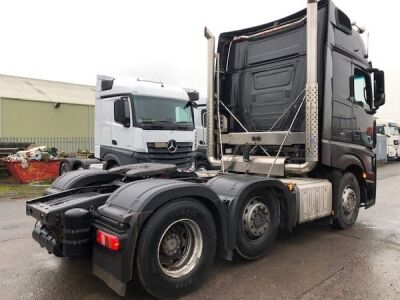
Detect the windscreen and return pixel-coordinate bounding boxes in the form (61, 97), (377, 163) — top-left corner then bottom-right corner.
(133, 96), (193, 130)
(389, 126), (400, 136)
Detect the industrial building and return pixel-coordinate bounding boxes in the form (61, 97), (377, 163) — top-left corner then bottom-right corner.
(0, 74), (95, 152)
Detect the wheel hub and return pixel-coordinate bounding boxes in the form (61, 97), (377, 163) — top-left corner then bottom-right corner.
(243, 198), (270, 238)
(161, 232), (181, 256)
(342, 185), (357, 215)
(157, 219), (203, 278)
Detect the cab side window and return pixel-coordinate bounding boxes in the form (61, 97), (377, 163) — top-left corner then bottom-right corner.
(353, 69), (372, 110)
(114, 98), (131, 126)
(376, 125), (385, 135)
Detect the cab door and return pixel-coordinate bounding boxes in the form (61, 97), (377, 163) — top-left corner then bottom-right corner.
(111, 96), (134, 162)
(96, 96), (114, 157)
(351, 65), (374, 148)
(195, 108), (207, 149)
(350, 64), (376, 181)
(331, 51), (354, 143)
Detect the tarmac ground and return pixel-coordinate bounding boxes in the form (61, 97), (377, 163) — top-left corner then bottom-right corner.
(0, 162), (399, 299)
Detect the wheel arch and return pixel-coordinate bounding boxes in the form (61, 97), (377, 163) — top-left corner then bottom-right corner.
(95, 179), (229, 286)
(46, 169), (119, 195)
(59, 158), (82, 174)
(103, 153), (121, 169)
(205, 174), (295, 251)
(92, 176), (294, 292)
(194, 149), (208, 161)
(336, 154), (365, 173)
(333, 153), (367, 206)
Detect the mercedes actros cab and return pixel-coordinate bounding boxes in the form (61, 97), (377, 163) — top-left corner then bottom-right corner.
(59, 77), (199, 173)
(26, 1), (385, 299)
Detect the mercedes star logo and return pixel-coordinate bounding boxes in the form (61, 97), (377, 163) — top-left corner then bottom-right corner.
(167, 140), (178, 154)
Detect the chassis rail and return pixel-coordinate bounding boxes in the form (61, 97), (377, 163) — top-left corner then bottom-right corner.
(26, 185), (117, 226)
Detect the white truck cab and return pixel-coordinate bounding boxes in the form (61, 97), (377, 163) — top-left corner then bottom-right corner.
(376, 118), (400, 160)
(95, 75), (197, 169)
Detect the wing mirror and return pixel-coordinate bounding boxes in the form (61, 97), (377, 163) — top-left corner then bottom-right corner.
(372, 69), (385, 108)
(184, 88), (200, 101)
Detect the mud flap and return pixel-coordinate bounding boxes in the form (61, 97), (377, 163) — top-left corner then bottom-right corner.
(93, 264), (127, 296)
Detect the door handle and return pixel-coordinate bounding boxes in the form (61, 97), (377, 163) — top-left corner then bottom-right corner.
(112, 140), (117, 145)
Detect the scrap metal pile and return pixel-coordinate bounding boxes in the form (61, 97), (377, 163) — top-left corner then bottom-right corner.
(5, 146), (58, 169)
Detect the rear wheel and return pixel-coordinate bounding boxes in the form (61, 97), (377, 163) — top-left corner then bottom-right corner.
(135, 198), (216, 299)
(333, 172), (361, 229)
(59, 161), (71, 175)
(235, 190), (280, 260)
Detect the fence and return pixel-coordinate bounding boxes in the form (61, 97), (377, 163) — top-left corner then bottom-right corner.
(0, 137), (94, 154)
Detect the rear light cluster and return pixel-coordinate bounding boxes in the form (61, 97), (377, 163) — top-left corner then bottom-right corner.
(96, 230), (120, 251)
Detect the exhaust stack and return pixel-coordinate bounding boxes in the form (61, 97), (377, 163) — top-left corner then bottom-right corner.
(286, 0), (319, 174)
(204, 27), (222, 167)
(305, 0), (319, 164)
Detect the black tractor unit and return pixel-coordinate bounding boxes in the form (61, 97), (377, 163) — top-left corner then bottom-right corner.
(26, 1), (385, 299)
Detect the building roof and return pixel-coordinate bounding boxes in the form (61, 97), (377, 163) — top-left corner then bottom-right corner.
(0, 74), (95, 106)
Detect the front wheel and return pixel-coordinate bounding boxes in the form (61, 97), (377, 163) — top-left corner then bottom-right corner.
(196, 160), (210, 171)
(135, 198), (216, 299)
(333, 172), (361, 230)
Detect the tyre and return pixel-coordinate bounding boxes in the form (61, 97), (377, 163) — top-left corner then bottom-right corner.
(105, 160), (119, 170)
(235, 190), (280, 260)
(196, 160), (210, 171)
(333, 172), (361, 230)
(59, 161), (72, 175)
(135, 198), (216, 299)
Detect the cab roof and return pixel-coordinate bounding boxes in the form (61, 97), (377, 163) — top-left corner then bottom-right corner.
(97, 75), (189, 101)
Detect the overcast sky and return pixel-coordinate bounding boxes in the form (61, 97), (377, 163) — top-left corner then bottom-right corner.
(0, 0), (398, 119)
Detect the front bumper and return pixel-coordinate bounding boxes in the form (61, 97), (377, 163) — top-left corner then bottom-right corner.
(388, 147), (399, 159)
(364, 179), (376, 209)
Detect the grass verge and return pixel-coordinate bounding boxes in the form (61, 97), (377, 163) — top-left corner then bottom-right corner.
(0, 178), (49, 199)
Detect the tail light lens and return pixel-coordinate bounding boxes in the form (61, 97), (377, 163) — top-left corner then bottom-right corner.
(96, 230), (120, 251)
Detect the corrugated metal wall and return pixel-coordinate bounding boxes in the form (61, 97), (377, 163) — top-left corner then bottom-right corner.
(0, 98), (94, 138)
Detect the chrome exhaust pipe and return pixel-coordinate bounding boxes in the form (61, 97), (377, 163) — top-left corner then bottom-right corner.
(285, 0), (319, 175)
(204, 27), (222, 167)
(284, 161), (317, 174)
